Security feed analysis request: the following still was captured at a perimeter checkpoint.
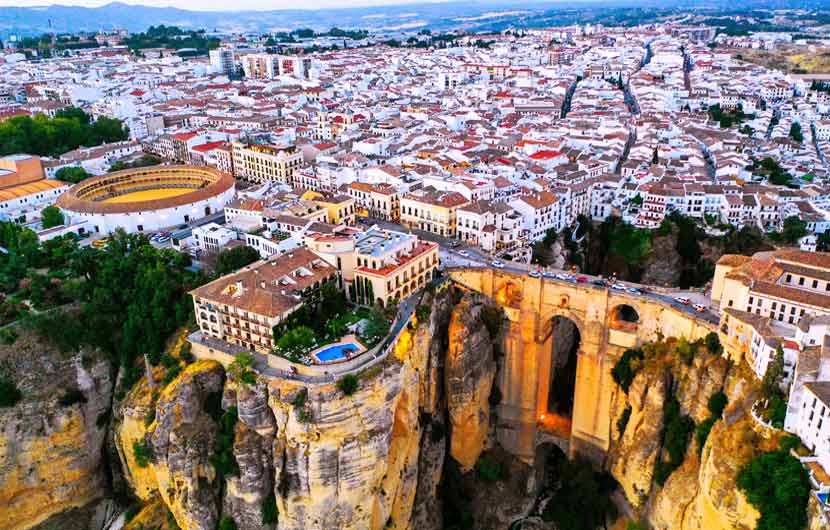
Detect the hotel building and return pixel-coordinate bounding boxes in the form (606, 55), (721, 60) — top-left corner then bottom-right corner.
(190, 248), (337, 353)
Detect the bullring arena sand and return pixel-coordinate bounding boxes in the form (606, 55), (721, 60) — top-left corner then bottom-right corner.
(103, 188), (193, 203)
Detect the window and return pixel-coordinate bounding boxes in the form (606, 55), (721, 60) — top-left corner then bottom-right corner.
(799, 277), (805, 286)
(786, 274), (792, 283)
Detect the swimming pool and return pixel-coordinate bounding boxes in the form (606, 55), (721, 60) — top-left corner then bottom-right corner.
(312, 337), (365, 363)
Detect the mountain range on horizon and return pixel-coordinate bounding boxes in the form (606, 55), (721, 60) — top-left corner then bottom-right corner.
(0, 0), (825, 38)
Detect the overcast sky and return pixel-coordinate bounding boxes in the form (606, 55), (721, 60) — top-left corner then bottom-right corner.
(0, 0), (460, 10)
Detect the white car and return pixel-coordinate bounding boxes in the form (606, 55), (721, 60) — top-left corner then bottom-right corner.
(611, 283), (627, 291)
(693, 304), (706, 313)
(458, 250), (470, 257)
(491, 260), (505, 269)
(528, 270), (541, 278)
(675, 296), (691, 305)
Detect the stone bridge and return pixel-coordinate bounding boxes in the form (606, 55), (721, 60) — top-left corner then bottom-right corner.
(447, 267), (717, 464)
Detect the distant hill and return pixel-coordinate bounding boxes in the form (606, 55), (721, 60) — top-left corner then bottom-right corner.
(0, 1), (544, 37)
(0, 0), (813, 38)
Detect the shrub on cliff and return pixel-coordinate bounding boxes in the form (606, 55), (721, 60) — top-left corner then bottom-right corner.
(704, 332), (722, 355)
(474, 457), (502, 482)
(336, 374), (359, 396)
(737, 442), (810, 530)
(0, 374), (22, 407)
(611, 348), (644, 393)
(542, 456), (619, 529)
(57, 388), (87, 407)
(132, 440), (152, 467)
(480, 306), (503, 338)
(210, 406), (239, 479)
(261, 492), (278, 524)
(218, 517), (238, 530)
(616, 406), (632, 439)
(655, 397), (694, 485)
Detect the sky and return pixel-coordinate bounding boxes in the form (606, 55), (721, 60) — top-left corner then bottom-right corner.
(0, 0), (464, 10)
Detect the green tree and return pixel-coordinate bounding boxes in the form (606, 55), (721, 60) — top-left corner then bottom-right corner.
(40, 205), (64, 229)
(214, 245), (260, 276)
(218, 517), (238, 530)
(789, 122), (803, 143)
(704, 332), (722, 355)
(737, 445), (810, 530)
(276, 326), (316, 357)
(780, 216), (807, 245)
(541, 455), (618, 529)
(0, 374), (22, 407)
(261, 492), (278, 524)
(361, 303), (390, 345)
(336, 374), (359, 396)
(761, 346), (785, 399)
(54, 166), (91, 183)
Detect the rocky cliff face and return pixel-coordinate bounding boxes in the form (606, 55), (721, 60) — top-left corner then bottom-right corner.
(445, 297), (496, 472)
(0, 331), (113, 530)
(609, 345), (781, 530)
(110, 288), (473, 530)
(115, 359), (225, 530)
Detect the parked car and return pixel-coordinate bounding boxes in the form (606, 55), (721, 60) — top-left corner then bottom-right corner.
(91, 238), (110, 249)
(627, 287), (643, 295)
(576, 276), (588, 283)
(675, 296), (691, 305)
(543, 271), (557, 279)
(693, 304), (706, 312)
(591, 279), (607, 287)
(458, 250), (470, 257)
(611, 283), (627, 291)
(491, 260), (505, 269)
(528, 270), (541, 278)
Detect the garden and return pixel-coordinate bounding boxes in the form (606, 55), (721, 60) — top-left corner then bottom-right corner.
(270, 282), (395, 365)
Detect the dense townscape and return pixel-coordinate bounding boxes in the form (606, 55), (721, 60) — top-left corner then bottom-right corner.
(3, 8), (830, 530)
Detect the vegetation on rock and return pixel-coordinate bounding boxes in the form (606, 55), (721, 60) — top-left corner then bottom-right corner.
(655, 396), (695, 485)
(336, 374), (359, 396)
(0, 373), (22, 407)
(261, 492), (278, 524)
(132, 440), (152, 468)
(541, 451), (619, 530)
(209, 406), (239, 479)
(696, 391), (728, 456)
(737, 437), (810, 530)
(611, 348), (644, 393)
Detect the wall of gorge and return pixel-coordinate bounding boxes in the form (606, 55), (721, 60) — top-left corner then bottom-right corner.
(0, 333), (113, 530)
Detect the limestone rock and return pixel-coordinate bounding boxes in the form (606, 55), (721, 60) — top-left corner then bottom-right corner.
(223, 420), (275, 530)
(445, 296), (496, 471)
(611, 368), (667, 509)
(148, 360), (224, 530)
(0, 337), (113, 530)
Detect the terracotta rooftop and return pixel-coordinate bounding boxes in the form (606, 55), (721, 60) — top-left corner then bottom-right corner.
(190, 247), (336, 318)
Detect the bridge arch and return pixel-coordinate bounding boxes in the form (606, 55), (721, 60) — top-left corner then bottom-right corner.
(609, 303), (640, 331)
(537, 313), (582, 440)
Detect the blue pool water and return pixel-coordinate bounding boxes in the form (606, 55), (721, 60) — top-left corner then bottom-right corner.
(315, 343), (360, 362)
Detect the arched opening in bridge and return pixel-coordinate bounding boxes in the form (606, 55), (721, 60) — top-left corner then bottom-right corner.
(610, 304), (639, 331)
(539, 316), (580, 437)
